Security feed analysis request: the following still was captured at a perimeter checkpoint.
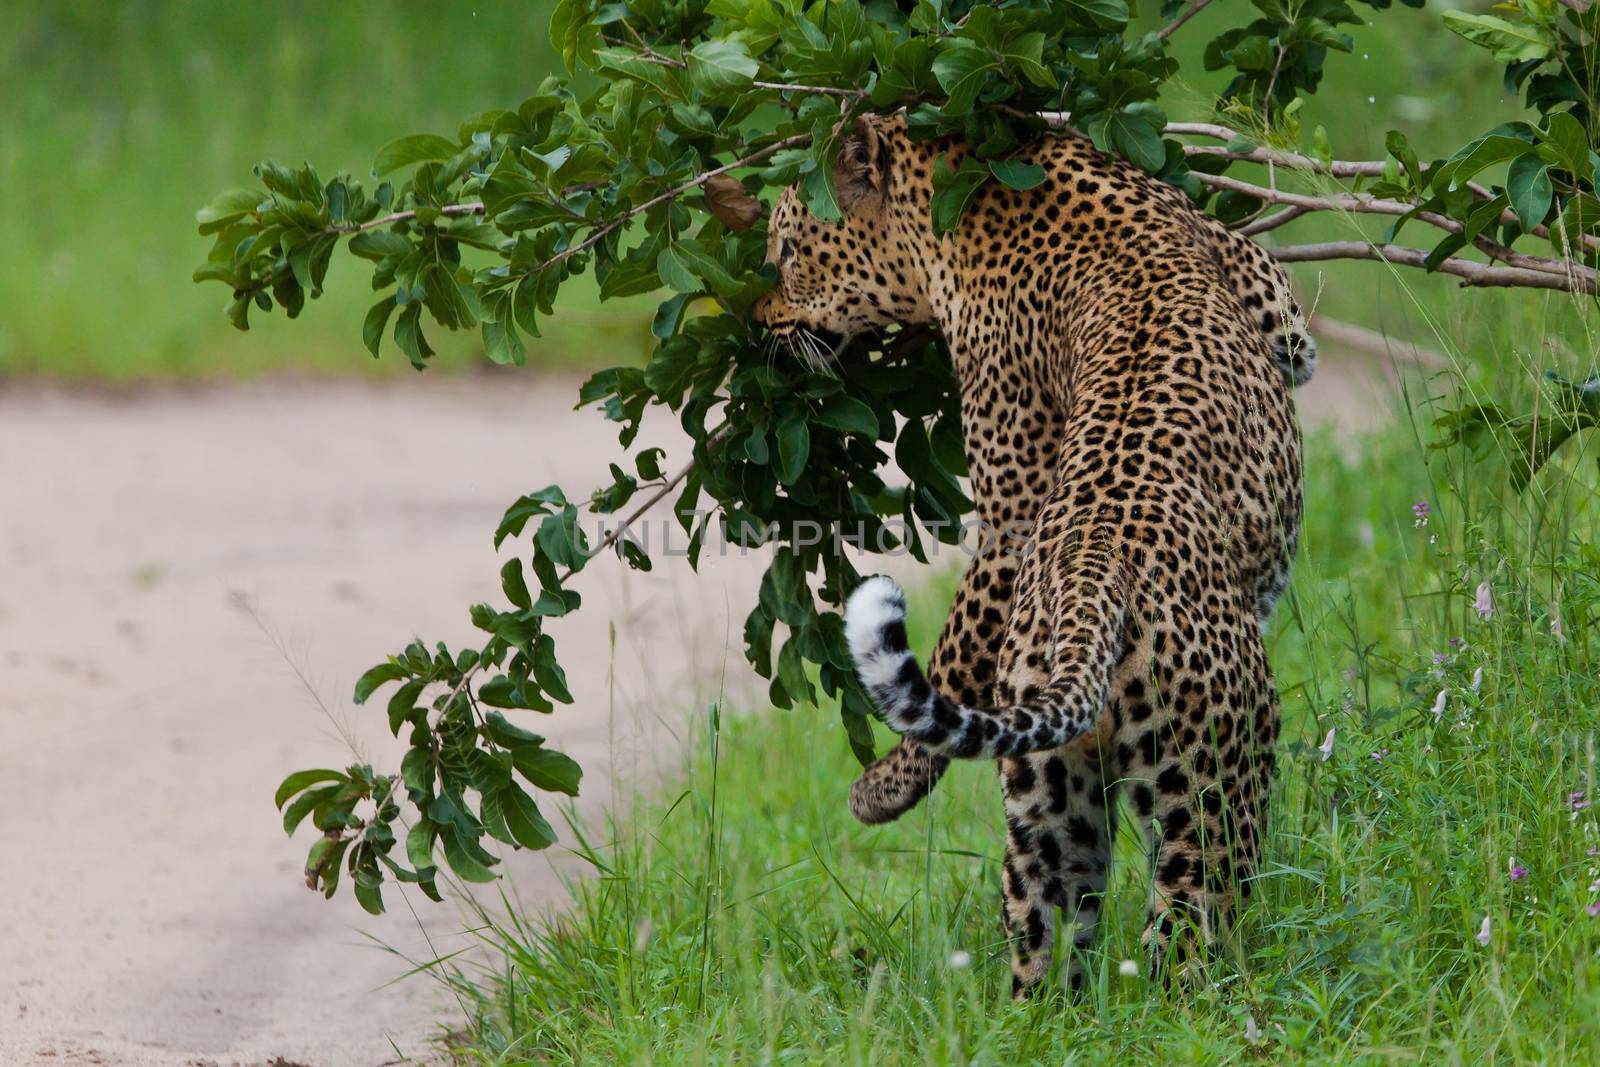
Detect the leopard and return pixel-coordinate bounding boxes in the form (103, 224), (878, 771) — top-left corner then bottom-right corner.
(752, 113), (1308, 995)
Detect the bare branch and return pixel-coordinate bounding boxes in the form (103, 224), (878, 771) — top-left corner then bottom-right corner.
(1191, 171), (1597, 286)
(1182, 143), (1393, 178)
(1236, 205), (1308, 237)
(1191, 171), (1417, 219)
(1272, 241), (1596, 295)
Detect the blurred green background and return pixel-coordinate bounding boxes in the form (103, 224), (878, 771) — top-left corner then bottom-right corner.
(0, 1), (1538, 384)
(0, 0), (652, 383)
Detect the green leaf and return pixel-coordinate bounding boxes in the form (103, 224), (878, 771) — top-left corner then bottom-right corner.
(406, 821), (436, 871)
(373, 133), (460, 175)
(353, 662), (407, 704)
(363, 296), (398, 359)
(775, 415), (811, 484)
(496, 784), (558, 849)
(393, 304), (435, 369)
(776, 636), (816, 706)
(352, 873), (385, 916)
(386, 678), (426, 735)
(484, 710), (546, 748)
(1104, 104), (1167, 172)
(274, 769), (344, 810)
(1436, 131), (1536, 193)
(687, 39), (759, 94)
(1538, 112), (1594, 183)
(195, 188), (262, 232)
(1506, 153), (1553, 231)
(930, 155), (989, 236)
(657, 245), (701, 294)
(501, 558), (532, 609)
(482, 317), (526, 366)
(439, 825), (499, 882)
(988, 159), (1047, 192)
(513, 746), (583, 796)
(1442, 12), (1554, 65)
(931, 42), (998, 116)
(815, 394), (881, 436)
(282, 784), (343, 836)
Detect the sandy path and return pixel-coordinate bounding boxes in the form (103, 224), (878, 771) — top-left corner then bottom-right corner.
(0, 377), (771, 1066)
(0, 358), (1390, 1066)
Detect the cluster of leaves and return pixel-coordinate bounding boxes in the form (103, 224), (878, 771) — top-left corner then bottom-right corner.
(199, 0), (1598, 907)
(1199, 0), (1423, 116)
(1434, 371), (1600, 492)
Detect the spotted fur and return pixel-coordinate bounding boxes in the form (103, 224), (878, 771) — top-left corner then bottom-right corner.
(754, 115), (1305, 994)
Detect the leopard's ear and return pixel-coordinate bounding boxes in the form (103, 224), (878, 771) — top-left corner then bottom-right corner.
(835, 116), (889, 212)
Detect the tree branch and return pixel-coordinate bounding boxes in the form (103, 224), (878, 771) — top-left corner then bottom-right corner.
(1271, 241), (1595, 295)
(1236, 205), (1308, 237)
(1190, 171), (1597, 287)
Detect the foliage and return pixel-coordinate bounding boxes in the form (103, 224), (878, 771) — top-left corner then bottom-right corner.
(1436, 371), (1600, 491)
(207, 0), (1600, 909)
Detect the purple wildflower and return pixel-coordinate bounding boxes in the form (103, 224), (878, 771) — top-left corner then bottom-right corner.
(1317, 728), (1336, 762)
(1412, 500), (1431, 527)
(1508, 858), (1528, 881)
(1470, 666), (1484, 693)
(1449, 637), (1464, 649)
(1572, 791), (1591, 812)
(1475, 581), (1494, 621)
(1589, 901), (1600, 918)
(1476, 915), (1492, 946)
(1432, 689), (1448, 721)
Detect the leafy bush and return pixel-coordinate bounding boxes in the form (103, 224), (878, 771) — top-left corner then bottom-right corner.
(195, 0), (1600, 909)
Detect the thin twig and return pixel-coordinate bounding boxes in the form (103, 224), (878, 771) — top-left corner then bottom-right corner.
(517, 135), (809, 280)
(1158, 0), (1215, 40)
(335, 202), (485, 236)
(434, 434), (721, 709)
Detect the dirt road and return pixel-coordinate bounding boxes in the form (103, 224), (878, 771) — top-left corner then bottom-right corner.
(0, 376), (775, 1066)
(0, 359), (1392, 1065)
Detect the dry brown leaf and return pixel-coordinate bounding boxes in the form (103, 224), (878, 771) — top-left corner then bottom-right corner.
(704, 174), (763, 231)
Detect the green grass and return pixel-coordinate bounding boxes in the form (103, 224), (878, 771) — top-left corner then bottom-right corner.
(0, 0), (652, 383)
(424, 301), (1600, 1062)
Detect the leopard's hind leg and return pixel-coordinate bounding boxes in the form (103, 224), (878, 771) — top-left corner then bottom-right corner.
(1120, 586), (1280, 976)
(999, 743), (1118, 998)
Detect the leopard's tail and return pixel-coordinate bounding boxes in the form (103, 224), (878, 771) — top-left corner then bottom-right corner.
(845, 573), (1126, 761)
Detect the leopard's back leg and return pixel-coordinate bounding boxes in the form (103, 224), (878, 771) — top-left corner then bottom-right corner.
(999, 742), (1118, 997)
(1116, 555), (1280, 972)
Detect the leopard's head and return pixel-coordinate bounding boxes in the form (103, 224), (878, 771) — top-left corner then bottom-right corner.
(752, 115), (934, 370)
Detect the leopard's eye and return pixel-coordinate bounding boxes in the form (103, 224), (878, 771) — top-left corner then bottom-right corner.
(779, 239), (796, 265)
